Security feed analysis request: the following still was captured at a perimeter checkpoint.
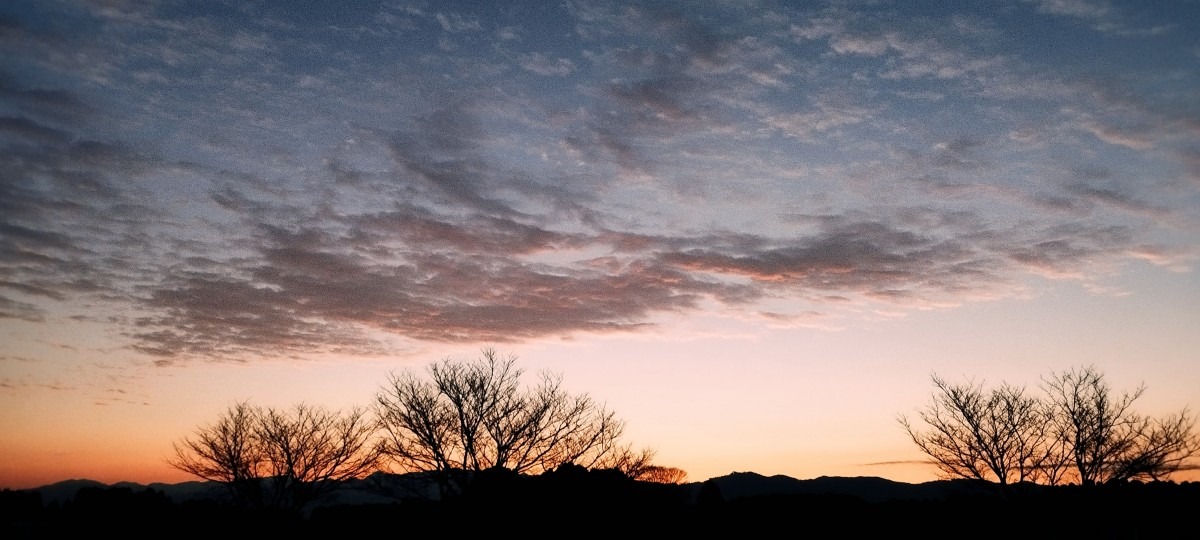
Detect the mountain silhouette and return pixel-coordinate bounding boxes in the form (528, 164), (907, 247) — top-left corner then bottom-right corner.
(19, 472), (995, 507)
(698, 472), (995, 503)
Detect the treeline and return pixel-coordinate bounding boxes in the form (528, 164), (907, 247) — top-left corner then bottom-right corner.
(168, 350), (1198, 517)
(168, 349), (685, 514)
(9, 356), (1197, 537)
(6, 476), (1200, 538)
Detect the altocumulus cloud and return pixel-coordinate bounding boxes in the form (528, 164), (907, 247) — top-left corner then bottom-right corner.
(1, 0), (1197, 362)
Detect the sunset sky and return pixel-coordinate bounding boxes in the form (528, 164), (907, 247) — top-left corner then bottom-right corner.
(2, 0), (1199, 490)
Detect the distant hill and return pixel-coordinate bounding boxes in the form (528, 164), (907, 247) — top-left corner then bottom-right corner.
(694, 472), (997, 503)
(27, 478), (225, 505)
(26, 479), (108, 505)
(17, 472), (995, 507)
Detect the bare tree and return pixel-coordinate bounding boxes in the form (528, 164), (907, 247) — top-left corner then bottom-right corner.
(374, 348), (638, 497)
(902, 366), (1200, 488)
(170, 401), (265, 507)
(253, 404), (382, 512)
(899, 375), (1054, 487)
(1042, 365), (1200, 485)
(593, 444), (656, 479)
(170, 401), (382, 512)
(635, 465), (689, 484)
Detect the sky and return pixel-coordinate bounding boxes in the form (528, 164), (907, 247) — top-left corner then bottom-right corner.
(2, 0), (1199, 490)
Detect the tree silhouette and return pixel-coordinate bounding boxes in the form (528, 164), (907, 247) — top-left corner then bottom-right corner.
(170, 401), (381, 513)
(374, 348), (647, 497)
(899, 375), (1054, 486)
(170, 401), (264, 507)
(901, 366), (1200, 487)
(1041, 365), (1200, 485)
(591, 444), (657, 479)
(636, 465), (689, 484)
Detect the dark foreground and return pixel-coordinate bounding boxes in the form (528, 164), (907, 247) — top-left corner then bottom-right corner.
(5, 471), (1199, 539)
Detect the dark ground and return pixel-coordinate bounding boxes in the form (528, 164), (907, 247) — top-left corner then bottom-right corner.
(5, 469), (1198, 539)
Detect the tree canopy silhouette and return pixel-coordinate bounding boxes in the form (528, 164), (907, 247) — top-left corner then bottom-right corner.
(1042, 365), (1200, 485)
(170, 401), (381, 513)
(636, 465), (689, 484)
(901, 365), (1199, 487)
(374, 348), (652, 496)
(899, 376), (1056, 486)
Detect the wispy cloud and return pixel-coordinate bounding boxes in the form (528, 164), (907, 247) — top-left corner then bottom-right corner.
(1025, 0), (1176, 35)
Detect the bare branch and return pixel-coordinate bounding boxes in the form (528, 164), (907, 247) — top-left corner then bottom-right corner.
(901, 375), (1056, 486)
(374, 348), (642, 498)
(902, 365), (1200, 488)
(1042, 366), (1198, 484)
(169, 401), (381, 512)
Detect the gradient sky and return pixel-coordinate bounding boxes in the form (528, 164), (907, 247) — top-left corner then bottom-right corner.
(2, 0), (1199, 490)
